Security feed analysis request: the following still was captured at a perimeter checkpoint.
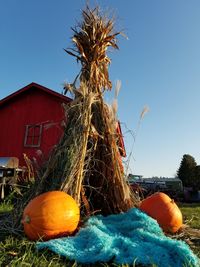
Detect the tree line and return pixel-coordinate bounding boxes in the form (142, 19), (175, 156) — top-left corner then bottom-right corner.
(177, 154), (200, 190)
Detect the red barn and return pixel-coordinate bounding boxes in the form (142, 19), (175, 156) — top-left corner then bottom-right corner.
(0, 82), (71, 168)
(0, 82), (126, 170)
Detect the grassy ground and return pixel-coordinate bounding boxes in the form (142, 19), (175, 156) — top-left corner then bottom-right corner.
(0, 201), (199, 267)
(0, 201), (13, 213)
(180, 203), (200, 229)
(178, 203), (200, 257)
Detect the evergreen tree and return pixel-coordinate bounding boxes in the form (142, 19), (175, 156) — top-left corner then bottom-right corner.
(194, 165), (200, 190)
(177, 154), (197, 188)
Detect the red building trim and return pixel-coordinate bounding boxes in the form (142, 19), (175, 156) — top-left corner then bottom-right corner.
(116, 121), (126, 157)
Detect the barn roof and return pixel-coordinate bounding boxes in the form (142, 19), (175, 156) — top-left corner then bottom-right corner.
(0, 82), (72, 106)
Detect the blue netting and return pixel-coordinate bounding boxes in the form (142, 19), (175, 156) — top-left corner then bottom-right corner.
(36, 208), (199, 266)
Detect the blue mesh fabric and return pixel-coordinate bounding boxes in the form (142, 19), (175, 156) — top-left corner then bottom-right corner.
(36, 208), (199, 267)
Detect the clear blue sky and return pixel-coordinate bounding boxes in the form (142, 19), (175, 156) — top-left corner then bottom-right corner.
(1, 0), (200, 177)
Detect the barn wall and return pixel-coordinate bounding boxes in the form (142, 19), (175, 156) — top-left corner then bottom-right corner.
(0, 87), (69, 167)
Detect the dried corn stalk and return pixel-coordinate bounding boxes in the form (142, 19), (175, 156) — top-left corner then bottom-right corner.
(3, 6), (138, 233)
(60, 6), (138, 214)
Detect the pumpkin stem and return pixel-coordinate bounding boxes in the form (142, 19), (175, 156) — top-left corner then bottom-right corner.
(23, 215), (31, 224)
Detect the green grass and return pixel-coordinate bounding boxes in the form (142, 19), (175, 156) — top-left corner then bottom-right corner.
(179, 203), (200, 257)
(179, 203), (200, 229)
(0, 200), (13, 213)
(0, 236), (69, 267)
(0, 201), (199, 267)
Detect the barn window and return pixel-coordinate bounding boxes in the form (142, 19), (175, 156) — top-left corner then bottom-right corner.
(24, 124), (42, 147)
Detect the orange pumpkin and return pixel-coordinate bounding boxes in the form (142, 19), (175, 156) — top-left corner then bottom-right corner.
(140, 192), (182, 233)
(22, 191), (80, 241)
